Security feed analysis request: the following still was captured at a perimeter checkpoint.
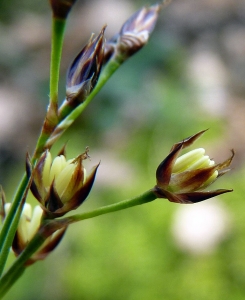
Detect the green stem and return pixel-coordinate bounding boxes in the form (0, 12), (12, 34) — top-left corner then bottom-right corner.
(61, 189), (157, 225)
(50, 17), (66, 105)
(0, 175), (29, 276)
(0, 232), (46, 298)
(32, 18), (66, 159)
(0, 17), (66, 274)
(0, 266), (25, 299)
(0, 189), (157, 297)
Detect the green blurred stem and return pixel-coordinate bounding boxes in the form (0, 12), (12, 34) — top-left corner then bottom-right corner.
(60, 189), (157, 225)
(0, 189), (157, 297)
(50, 17), (66, 105)
(58, 57), (121, 121)
(33, 18), (66, 159)
(0, 175), (30, 277)
(0, 231), (46, 299)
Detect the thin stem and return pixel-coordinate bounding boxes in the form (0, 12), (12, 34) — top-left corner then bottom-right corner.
(0, 17), (66, 273)
(32, 18), (66, 159)
(0, 232), (46, 298)
(0, 189), (157, 297)
(0, 266), (25, 299)
(50, 17), (66, 105)
(0, 175), (30, 276)
(63, 189), (157, 224)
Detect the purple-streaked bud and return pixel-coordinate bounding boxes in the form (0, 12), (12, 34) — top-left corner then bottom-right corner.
(153, 131), (234, 204)
(49, 0), (77, 19)
(66, 26), (105, 107)
(104, 3), (161, 63)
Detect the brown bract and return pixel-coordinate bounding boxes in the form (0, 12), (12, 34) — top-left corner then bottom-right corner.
(153, 130), (234, 204)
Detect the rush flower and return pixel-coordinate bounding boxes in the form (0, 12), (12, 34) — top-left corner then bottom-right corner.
(3, 203), (66, 264)
(26, 148), (99, 218)
(65, 26), (105, 107)
(153, 130), (234, 204)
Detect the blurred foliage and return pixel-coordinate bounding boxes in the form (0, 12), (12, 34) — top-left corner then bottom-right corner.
(1, 0), (245, 299)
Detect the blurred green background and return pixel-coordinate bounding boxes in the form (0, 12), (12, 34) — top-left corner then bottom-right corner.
(1, 0), (245, 299)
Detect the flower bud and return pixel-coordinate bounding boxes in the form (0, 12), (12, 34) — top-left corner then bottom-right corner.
(154, 130), (234, 204)
(27, 147), (99, 218)
(104, 3), (160, 63)
(49, 0), (77, 19)
(65, 26), (105, 107)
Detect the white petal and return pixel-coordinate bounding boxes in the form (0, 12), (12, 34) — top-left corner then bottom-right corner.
(49, 155), (67, 185)
(55, 163), (76, 200)
(28, 206), (43, 240)
(18, 203), (32, 245)
(173, 148), (205, 173)
(42, 151), (52, 188)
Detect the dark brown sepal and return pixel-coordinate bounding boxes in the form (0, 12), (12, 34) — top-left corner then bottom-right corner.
(26, 153), (41, 202)
(62, 155), (85, 200)
(54, 163), (100, 217)
(175, 189), (233, 203)
(26, 227), (67, 265)
(29, 152), (48, 204)
(156, 144), (182, 188)
(170, 165), (218, 193)
(57, 144), (67, 157)
(217, 149), (235, 176)
(154, 186), (233, 204)
(170, 130), (207, 152)
(45, 182), (64, 213)
(49, 0), (77, 19)
(25, 153), (33, 179)
(12, 232), (25, 256)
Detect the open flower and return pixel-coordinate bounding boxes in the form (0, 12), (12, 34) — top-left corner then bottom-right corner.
(153, 130), (234, 204)
(26, 148), (99, 218)
(3, 203), (66, 264)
